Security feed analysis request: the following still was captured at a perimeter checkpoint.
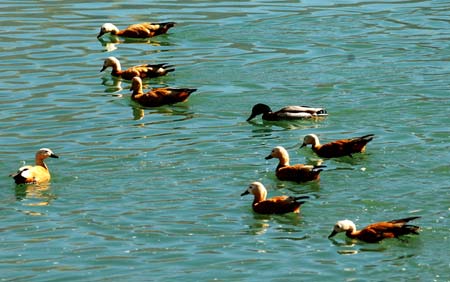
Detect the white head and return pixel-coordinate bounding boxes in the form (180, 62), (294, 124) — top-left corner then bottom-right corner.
(130, 76), (143, 93)
(36, 148), (58, 159)
(301, 134), (320, 148)
(240, 181), (267, 199)
(97, 23), (119, 38)
(328, 219), (356, 238)
(100, 56), (121, 72)
(265, 146), (288, 160)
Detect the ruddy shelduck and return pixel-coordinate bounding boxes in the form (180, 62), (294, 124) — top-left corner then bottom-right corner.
(300, 133), (374, 158)
(129, 77), (197, 107)
(100, 57), (174, 80)
(97, 22), (175, 39)
(10, 148), (59, 184)
(328, 216), (421, 243)
(265, 146), (325, 183)
(241, 182), (309, 214)
(247, 103), (327, 122)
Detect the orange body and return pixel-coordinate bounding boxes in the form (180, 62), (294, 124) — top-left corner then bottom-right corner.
(97, 22), (176, 39)
(100, 57), (174, 80)
(130, 77), (196, 107)
(10, 148), (59, 184)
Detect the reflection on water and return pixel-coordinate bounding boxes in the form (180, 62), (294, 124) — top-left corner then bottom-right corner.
(15, 182), (56, 208)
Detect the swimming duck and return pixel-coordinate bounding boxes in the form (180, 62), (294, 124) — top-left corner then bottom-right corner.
(241, 181), (309, 215)
(300, 133), (374, 158)
(247, 103), (327, 122)
(100, 57), (175, 80)
(265, 146), (325, 182)
(97, 22), (176, 39)
(328, 216), (421, 243)
(129, 76), (197, 107)
(10, 148), (59, 184)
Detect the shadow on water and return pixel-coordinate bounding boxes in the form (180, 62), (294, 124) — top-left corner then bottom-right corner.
(14, 182), (57, 208)
(97, 36), (174, 52)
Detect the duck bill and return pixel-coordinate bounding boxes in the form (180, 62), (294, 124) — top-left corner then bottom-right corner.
(50, 154), (59, 159)
(240, 190), (250, 196)
(300, 143), (306, 149)
(100, 65), (107, 72)
(264, 155), (273, 160)
(328, 230), (338, 238)
(97, 30), (105, 39)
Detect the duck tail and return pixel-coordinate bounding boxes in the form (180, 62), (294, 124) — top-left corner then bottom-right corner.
(389, 216), (421, 224)
(293, 195), (310, 202)
(313, 165), (327, 172)
(402, 224), (421, 235)
(160, 22), (176, 29)
(359, 134), (375, 142)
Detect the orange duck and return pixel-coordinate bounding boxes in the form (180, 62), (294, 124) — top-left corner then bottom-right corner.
(97, 22), (175, 39)
(10, 148), (59, 184)
(265, 146), (325, 183)
(100, 57), (174, 80)
(241, 182), (309, 215)
(129, 76), (197, 107)
(328, 216), (421, 243)
(301, 133), (374, 158)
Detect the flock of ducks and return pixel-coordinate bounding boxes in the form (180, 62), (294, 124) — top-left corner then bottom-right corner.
(9, 21), (421, 244)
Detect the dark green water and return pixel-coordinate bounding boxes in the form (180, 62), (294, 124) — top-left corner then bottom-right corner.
(0, 0), (449, 281)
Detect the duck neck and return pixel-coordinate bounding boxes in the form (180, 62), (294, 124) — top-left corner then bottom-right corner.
(35, 156), (48, 170)
(277, 151), (290, 167)
(252, 190), (267, 205)
(345, 229), (358, 239)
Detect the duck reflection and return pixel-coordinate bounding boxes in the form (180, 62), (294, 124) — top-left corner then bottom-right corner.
(130, 104), (195, 122)
(15, 182), (56, 207)
(98, 36), (172, 52)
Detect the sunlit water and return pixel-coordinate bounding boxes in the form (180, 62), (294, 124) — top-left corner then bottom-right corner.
(0, 0), (449, 281)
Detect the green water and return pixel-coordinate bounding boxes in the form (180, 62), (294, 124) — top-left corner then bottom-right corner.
(0, 0), (449, 281)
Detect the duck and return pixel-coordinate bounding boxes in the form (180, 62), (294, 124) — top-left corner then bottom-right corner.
(10, 148), (59, 184)
(240, 181), (309, 214)
(265, 146), (325, 183)
(247, 103), (327, 122)
(300, 133), (374, 158)
(328, 216), (421, 243)
(129, 76), (197, 107)
(97, 22), (176, 39)
(100, 57), (175, 80)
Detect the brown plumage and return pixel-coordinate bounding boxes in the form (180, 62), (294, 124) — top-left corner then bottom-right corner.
(301, 133), (374, 158)
(97, 22), (176, 39)
(328, 216), (421, 243)
(10, 148), (59, 184)
(129, 76), (197, 107)
(241, 182), (309, 214)
(100, 57), (174, 80)
(265, 146), (325, 183)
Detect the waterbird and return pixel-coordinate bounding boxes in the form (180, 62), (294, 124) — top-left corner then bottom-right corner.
(240, 181), (309, 214)
(328, 216), (421, 243)
(129, 77), (197, 107)
(97, 22), (175, 39)
(247, 103), (327, 122)
(100, 57), (174, 80)
(10, 148), (59, 184)
(300, 133), (374, 158)
(265, 146), (325, 183)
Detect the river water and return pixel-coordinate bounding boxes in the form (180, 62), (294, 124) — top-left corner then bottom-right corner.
(0, 0), (449, 281)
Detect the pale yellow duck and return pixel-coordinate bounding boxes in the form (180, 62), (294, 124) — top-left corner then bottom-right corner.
(97, 22), (176, 39)
(100, 56), (174, 80)
(10, 148), (59, 184)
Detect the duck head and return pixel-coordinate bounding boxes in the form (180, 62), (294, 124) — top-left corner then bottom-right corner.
(130, 76), (143, 93)
(264, 146), (286, 160)
(97, 23), (119, 38)
(246, 103), (272, 121)
(328, 219), (356, 238)
(300, 134), (320, 148)
(36, 148), (59, 160)
(100, 56), (120, 72)
(241, 181), (267, 199)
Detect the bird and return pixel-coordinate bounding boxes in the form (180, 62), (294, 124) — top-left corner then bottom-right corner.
(328, 216), (421, 243)
(246, 103), (327, 122)
(265, 146), (325, 182)
(97, 22), (176, 39)
(300, 133), (374, 158)
(10, 148), (59, 184)
(100, 57), (174, 80)
(129, 76), (197, 107)
(240, 181), (309, 214)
